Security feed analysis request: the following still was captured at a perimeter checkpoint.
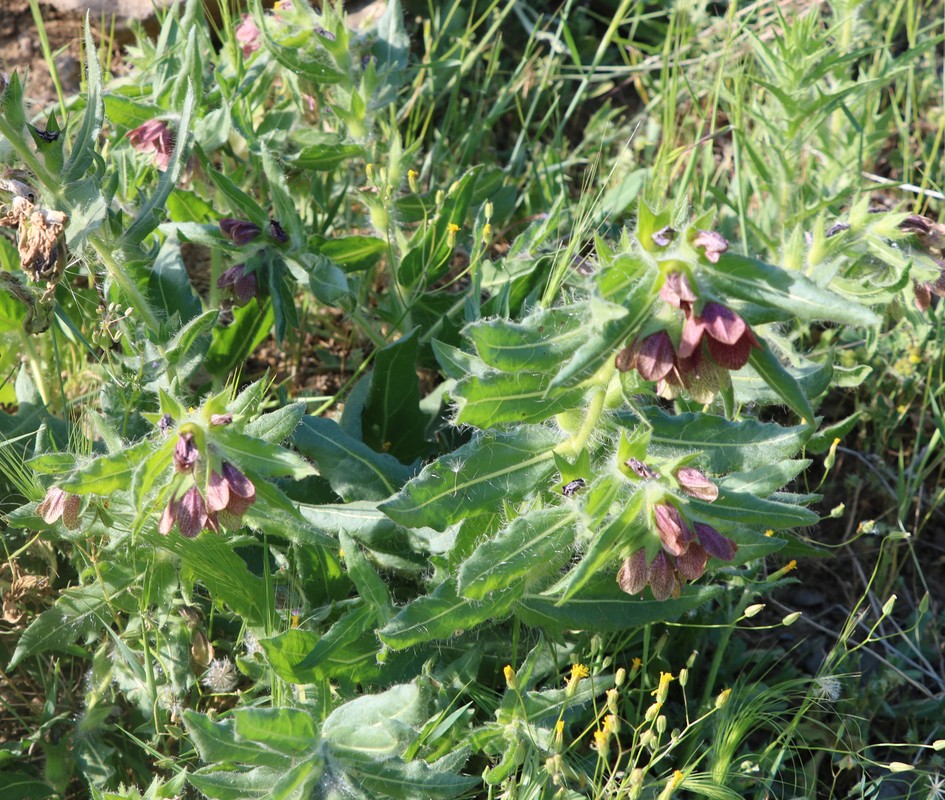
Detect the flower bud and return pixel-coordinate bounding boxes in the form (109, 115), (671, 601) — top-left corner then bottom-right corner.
(674, 466), (719, 502)
(173, 432), (199, 473)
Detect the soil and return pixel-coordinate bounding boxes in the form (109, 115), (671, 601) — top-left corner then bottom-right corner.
(0, 1), (95, 112)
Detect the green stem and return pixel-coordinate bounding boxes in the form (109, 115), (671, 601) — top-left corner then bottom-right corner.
(698, 584), (754, 714)
(90, 238), (161, 333)
(555, 362), (615, 459)
(17, 328), (50, 405)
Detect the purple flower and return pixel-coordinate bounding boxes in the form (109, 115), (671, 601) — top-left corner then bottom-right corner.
(36, 486), (81, 530)
(618, 331), (676, 382)
(219, 218), (262, 246)
(158, 413), (174, 433)
(210, 413), (233, 426)
(616, 550), (648, 596)
(678, 302), (760, 370)
(208, 462), (257, 527)
(173, 432), (199, 473)
(217, 263), (258, 305)
(659, 271), (698, 309)
(235, 14), (261, 57)
(177, 486), (208, 538)
(647, 552), (679, 601)
(692, 230), (728, 263)
(128, 119), (173, 171)
(652, 502), (691, 557)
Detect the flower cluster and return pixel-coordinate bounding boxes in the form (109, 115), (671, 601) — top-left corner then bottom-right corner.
(160, 430), (256, 537)
(617, 263), (761, 401)
(128, 119), (174, 171)
(617, 465), (737, 600)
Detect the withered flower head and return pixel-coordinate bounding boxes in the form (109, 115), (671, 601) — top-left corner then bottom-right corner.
(174, 432), (199, 473)
(217, 263), (258, 305)
(210, 413), (233, 426)
(219, 218), (262, 246)
(128, 119), (173, 171)
(157, 413), (174, 433)
(201, 656), (239, 693)
(36, 486), (81, 530)
(675, 467), (718, 502)
(692, 230), (728, 263)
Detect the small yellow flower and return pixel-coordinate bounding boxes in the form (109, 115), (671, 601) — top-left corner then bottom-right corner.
(632, 657), (643, 671)
(602, 713), (618, 735)
(566, 663), (589, 697)
(365, 163), (374, 179)
(447, 222), (461, 234)
(482, 222), (492, 244)
(764, 529), (775, 537)
(593, 728), (609, 752)
(785, 559), (797, 572)
(338, 548), (345, 559)
(503, 664), (518, 690)
(651, 671), (674, 703)
(407, 169), (418, 193)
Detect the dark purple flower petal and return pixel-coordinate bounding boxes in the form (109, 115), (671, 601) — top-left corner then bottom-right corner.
(617, 550), (648, 596)
(222, 462), (256, 501)
(648, 552), (678, 600)
(692, 230), (728, 263)
(178, 487), (207, 538)
(158, 413), (174, 432)
(675, 467), (719, 502)
(635, 331), (676, 382)
(695, 522), (737, 561)
(676, 541), (708, 581)
(701, 303), (746, 345)
(219, 218), (261, 246)
(706, 330), (756, 370)
(653, 503), (691, 556)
